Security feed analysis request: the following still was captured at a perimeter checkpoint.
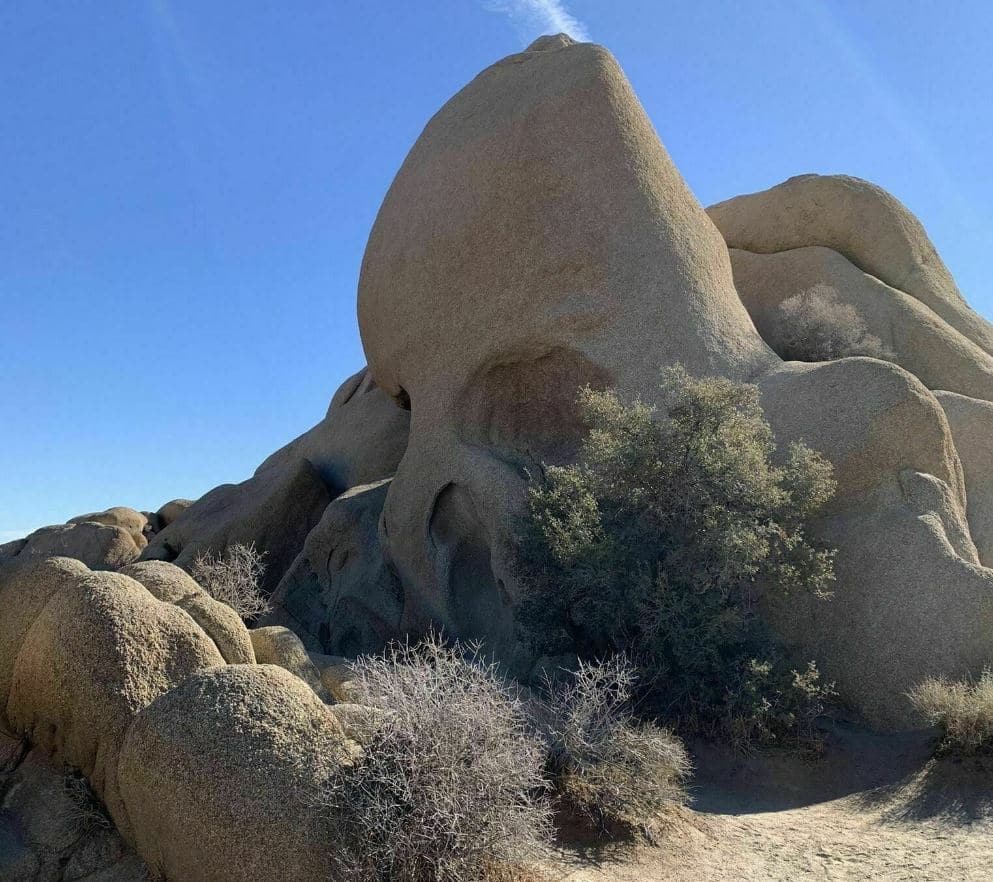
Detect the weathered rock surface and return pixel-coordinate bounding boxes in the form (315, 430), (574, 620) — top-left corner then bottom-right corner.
(265, 479), (402, 657)
(309, 653), (359, 702)
(6, 569), (224, 837)
(118, 665), (353, 882)
(0, 557), (91, 731)
(358, 33), (776, 660)
(141, 457), (332, 591)
(155, 498), (193, 529)
(0, 737), (149, 882)
(248, 626), (329, 700)
(12, 522), (141, 571)
(354, 36), (993, 728)
(757, 359), (993, 727)
(708, 174), (993, 358)
(140, 368), (407, 592)
(257, 366), (409, 495)
(728, 246), (993, 402)
(936, 392), (993, 567)
(67, 508), (150, 550)
(120, 560), (255, 664)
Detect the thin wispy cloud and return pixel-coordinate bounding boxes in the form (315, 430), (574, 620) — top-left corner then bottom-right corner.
(486, 0), (591, 43)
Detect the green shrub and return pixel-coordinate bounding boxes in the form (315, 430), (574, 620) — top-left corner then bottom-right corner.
(516, 365), (837, 746)
(535, 656), (690, 840)
(909, 669), (993, 756)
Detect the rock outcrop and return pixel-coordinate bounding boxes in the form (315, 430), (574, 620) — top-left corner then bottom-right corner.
(10, 522), (142, 571)
(727, 246), (993, 401)
(141, 367), (408, 592)
(120, 560), (256, 664)
(708, 174), (993, 359)
(4, 563), (225, 839)
(358, 33), (776, 660)
(353, 35), (993, 727)
(936, 392), (993, 567)
(264, 479), (402, 656)
(118, 665), (352, 882)
(140, 457), (332, 592)
(248, 625), (329, 700)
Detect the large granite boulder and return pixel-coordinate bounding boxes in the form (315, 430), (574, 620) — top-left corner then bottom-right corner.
(708, 173), (993, 358)
(140, 367), (408, 592)
(265, 479), (402, 657)
(10, 522), (141, 571)
(358, 34), (775, 661)
(727, 245), (993, 402)
(355, 35), (993, 728)
(936, 392), (993, 568)
(118, 665), (353, 882)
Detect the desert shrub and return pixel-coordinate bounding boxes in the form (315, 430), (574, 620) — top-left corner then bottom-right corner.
(190, 542), (270, 620)
(516, 365), (837, 746)
(63, 768), (112, 831)
(774, 285), (894, 362)
(909, 669), (993, 756)
(535, 656), (690, 840)
(320, 634), (552, 882)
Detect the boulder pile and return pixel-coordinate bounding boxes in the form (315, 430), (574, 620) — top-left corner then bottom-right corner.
(3, 32), (993, 880)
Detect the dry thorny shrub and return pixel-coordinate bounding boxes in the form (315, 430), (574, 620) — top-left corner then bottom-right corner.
(533, 656), (690, 841)
(774, 285), (894, 363)
(62, 767), (113, 832)
(190, 542), (270, 620)
(318, 634), (552, 882)
(909, 668), (993, 757)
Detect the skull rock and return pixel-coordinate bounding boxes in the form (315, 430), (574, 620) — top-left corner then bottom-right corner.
(357, 35), (993, 727)
(357, 35), (775, 657)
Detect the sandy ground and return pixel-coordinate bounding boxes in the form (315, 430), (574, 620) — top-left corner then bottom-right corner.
(550, 720), (993, 881)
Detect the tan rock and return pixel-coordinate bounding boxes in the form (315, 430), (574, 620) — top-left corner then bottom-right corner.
(118, 665), (351, 882)
(708, 174), (993, 358)
(758, 359), (993, 727)
(6, 568), (223, 836)
(728, 246), (993, 402)
(256, 367), (409, 495)
(120, 560), (256, 664)
(936, 392), (993, 567)
(16, 522), (140, 570)
(308, 653), (358, 703)
(0, 557), (90, 730)
(249, 626), (329, 700)
(354, 37), (993, 729)
(155, 498), (193, 528)
(327, 702), (386, 746)
(68, 507), (149, 550)
(141, 457), (332, 591)
(266, 479), (401, 657)
(357, 35), (775, 658)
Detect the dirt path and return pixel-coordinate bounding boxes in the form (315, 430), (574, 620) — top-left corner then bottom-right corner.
(551, 723), (993, 881)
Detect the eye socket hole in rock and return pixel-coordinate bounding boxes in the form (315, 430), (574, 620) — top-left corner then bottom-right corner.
(456, 347), (611, 464)
(428, 483), (513, 650)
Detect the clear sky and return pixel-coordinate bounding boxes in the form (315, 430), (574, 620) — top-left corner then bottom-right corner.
(2, 1), (991, 539)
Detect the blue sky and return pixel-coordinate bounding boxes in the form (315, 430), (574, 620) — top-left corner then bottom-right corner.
(2, 1), (991, 539)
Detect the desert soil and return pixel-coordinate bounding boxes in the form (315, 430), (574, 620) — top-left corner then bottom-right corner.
(552, 720), (993, 881)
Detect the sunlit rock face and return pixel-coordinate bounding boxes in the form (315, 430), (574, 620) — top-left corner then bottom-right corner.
(357, 35), (993, 728)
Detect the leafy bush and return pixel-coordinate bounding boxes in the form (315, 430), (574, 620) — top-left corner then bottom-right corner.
(535, 656), (690, 840)
(909, 669), (993, 756)
(516, 365), (837, 745)
(774, 285), (894, 362)
(190, 542), (270, 620)
(320, 634), (552, 882)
